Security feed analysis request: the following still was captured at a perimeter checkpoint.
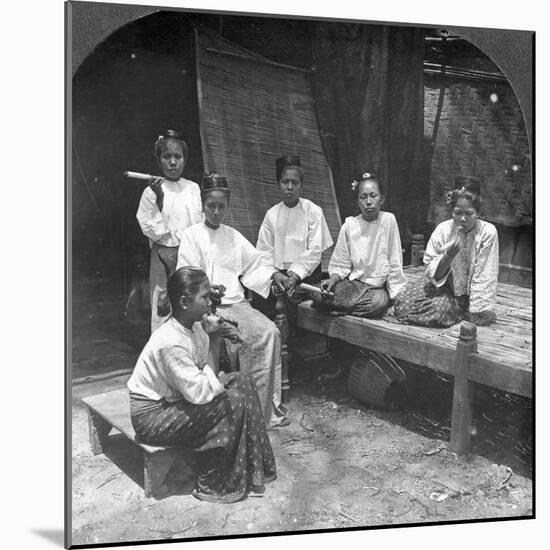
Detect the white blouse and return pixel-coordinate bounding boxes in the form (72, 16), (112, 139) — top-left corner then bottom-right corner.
(136, 178), (203, 247)
(177, 223), (276, 304)
(328, 212), (407, 299)
(424, 219), (499, 313)
(256, 198), (334, 279)
(127, 317), (224, 405)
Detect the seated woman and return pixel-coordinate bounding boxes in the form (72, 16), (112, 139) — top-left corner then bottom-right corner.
(256, 155), (333, 297)
(177, 173), (288, 428)
(394, 176), (499, 327)
(318, 172), (407, 317)
(127, 266), (276, 503)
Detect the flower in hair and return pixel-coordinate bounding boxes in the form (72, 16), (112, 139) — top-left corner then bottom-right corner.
(361, 172), (373, 180)
(351, 180), (359, 191)
(445, 191), (453, 205)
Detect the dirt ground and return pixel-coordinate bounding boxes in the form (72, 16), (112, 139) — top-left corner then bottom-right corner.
(70, 280), (532, 546)
(71, 363), (532, 547)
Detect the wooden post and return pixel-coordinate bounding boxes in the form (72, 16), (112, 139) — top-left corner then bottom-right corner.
(410, 234), (425, 266)
(144, 450), (177, 498)
(272, 284), (290, 402)
(87, 409), (112, 455)
(449, 321), (477, 455)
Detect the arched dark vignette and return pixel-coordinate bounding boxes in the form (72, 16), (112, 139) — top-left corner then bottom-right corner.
(68, 3), (534, 142)
(69, 2), (158, 77)
(447, 26), (533, 149)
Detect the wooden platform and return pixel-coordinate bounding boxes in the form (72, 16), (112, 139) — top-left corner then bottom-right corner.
(297, 265), (532, 398)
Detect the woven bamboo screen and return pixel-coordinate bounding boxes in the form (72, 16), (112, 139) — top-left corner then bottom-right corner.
(425, 77), (532, 227)
(195, 29), (340, 270)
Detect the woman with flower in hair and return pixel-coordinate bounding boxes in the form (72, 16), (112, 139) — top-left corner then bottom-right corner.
(136, 130), (203, 331)
(177, 173), (288, 428)
(394, 176), (499, 327)
(318, 172), (407, 318)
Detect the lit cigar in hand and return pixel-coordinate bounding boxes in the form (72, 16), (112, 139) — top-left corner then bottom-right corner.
(202, 313), (243, 344)
(299, 282), (329, 295)
(124, 171), (159, 181)
(299, 282), (335, 301)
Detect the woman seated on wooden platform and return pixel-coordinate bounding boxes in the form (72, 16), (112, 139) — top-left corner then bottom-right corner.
(177, 172), (289, 428)
(256, 155), (333, 302)
(394, 176), (499, 327)
(316, 172), (407, 318)
(127, 266), (276, 503)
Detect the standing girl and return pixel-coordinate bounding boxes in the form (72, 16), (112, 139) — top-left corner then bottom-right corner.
(319, 172), (407, 317)
(136, 129), (202, 331)
(256, 155), (333, 296)
(394, 176), (499, 327)
(177, 173), (288, 428)
(127, 267), (276, 502)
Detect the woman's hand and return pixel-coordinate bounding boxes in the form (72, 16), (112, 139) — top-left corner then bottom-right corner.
(320, 274), (340, 294)
(218, 321), (243, 344)
(218, 370), (230, 386)
(285, 271), (301, 297)
(202, 314), (242, 343)
(149, 177), (164, 211)
(272, 271), (289, 292)
(446, 229), (466, 259)
(286, 272), (300, 297)
(201, 313), (224, 334)
(468, 310), (496, 327)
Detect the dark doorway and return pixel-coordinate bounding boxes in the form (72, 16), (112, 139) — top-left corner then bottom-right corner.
(72, 12), (204, 283)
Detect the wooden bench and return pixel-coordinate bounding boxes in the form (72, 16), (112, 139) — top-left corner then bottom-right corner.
(81, 388), (195, 498)
(296, 265), (532, 455)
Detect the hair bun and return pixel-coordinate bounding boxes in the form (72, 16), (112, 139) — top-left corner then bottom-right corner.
(202, 172), (228, 190)
(276, 155), (301, 170)
(154, 129), (189, 161)
(275, 155), (301, 180)
(158, 129), (185, 141)
(454, 176), (482, 196)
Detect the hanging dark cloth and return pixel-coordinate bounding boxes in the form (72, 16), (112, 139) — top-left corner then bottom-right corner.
(311, 24), (427, 248)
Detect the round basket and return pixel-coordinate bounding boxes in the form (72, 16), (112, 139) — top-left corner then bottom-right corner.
(347, 349), (406, 409)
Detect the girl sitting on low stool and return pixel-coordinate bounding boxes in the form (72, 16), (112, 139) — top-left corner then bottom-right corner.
(127, 266), (276, 503)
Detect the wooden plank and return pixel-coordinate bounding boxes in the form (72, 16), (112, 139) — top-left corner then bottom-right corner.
(494, 297), (532, 311)
(476, 326), (532, 345)
(297, 301), (532, 396)
(402, 266), (533, 308)
(497, 283), (532, 300)
(470, 354), (532, 397)
(298, 304), (458, 375)
(81, 389), (172, 454)
(449, 322), (477, 455)
(499, 264), (532, 288)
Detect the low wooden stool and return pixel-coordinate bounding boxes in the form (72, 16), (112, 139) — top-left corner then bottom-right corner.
(81, 388), (195, 498)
